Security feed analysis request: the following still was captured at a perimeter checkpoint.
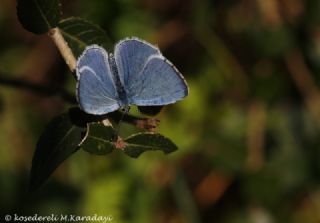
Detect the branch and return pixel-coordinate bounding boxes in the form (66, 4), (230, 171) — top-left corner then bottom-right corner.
(49, 28), (77, 73)
(246, 101), (266, 171)
(108, 111), (160, 132)
(285, 49), (320, 124)
(0, 76), (77, 104)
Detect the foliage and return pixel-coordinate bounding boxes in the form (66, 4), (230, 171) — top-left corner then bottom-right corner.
(58, 17), (112, 57)
(16, 0), (61, 34)
(29, 109), (86, 191)
(124, 133), (177, 158)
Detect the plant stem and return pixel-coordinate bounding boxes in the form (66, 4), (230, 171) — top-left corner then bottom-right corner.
(49, 28), (77, 74)
(0, 76), (77, 104)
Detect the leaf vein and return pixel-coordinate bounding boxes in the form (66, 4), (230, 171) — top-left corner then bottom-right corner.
(34, 0), (51, 29)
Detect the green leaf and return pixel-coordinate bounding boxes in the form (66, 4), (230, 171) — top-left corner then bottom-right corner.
(29, 109), (87, 191)
(81, 123), (117, 155)
(17, 0), (62, 34)
(123, 133), (178, 158)
(58, 17), (113, 58)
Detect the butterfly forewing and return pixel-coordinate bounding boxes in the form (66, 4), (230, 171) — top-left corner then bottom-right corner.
(76, 45), (120, 115)
(127, 55), (189, 106)
(114, 38), (161, 90)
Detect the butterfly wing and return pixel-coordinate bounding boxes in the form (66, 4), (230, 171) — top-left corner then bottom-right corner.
(114, 38), (160, 89)
(127, 55), (189, 106)
(76, 45), (120, 115)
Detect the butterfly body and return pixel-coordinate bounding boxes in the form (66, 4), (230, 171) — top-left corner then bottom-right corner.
(107, 53), (128, 107)
(76, 37), (188, 115)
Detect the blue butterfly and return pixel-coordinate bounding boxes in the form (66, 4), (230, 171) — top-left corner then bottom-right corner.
(76, 37), (189, 115)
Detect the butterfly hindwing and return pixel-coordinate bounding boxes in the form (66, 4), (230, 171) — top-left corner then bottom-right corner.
(76, 45), (120, 115)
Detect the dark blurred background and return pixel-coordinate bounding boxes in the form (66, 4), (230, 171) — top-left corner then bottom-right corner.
(1, 0), (320, 222)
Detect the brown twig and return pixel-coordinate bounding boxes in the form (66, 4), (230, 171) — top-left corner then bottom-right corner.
(246, 101), (266, 171)
(0, 75), (77, 104)
(285, 49), (320, 124)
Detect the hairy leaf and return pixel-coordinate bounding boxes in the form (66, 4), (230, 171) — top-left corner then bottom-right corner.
(17, 0), (61, 34)
(81, 123), (116, 155)
(58, 17), (113, 57)
(29, 109), (87, 191)
(123, 133), (178, 158)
